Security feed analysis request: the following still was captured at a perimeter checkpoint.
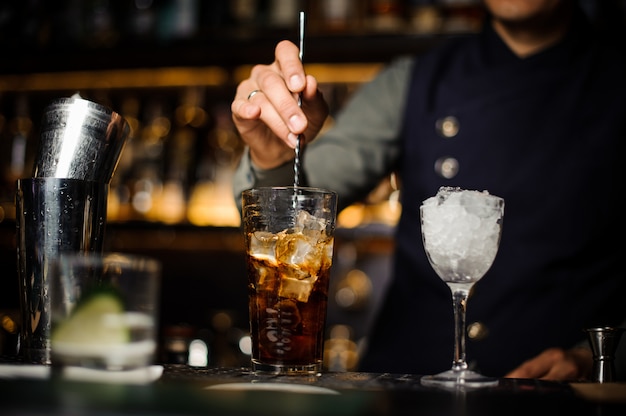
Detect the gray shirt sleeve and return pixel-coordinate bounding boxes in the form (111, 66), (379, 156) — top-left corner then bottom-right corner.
(232, 55), (415, 211)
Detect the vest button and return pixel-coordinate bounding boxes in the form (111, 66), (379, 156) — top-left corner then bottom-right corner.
(436, 116), (459, 138)
(434, 157), (459, 179)
(467, 322), (488, 340)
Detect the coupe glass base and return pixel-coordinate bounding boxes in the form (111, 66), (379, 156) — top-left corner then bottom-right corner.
(421, 369), (499, 389)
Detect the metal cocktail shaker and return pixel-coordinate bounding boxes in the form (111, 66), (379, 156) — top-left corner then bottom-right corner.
(16, 96), (129, 364)
(16, 178), (109, 364)
(32, 95), (129, 183)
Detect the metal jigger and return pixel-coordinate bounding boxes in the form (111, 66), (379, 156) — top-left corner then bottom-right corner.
(585, 326), (624, 383)
(16, 95), (129, 364)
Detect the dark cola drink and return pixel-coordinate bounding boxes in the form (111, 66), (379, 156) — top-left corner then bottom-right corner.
(246, 227), (334, 374)
(242, 187), (337, 375)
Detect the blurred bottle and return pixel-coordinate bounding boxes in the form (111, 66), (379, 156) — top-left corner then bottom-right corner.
(209, 311), (248, 367)
(324, 325), (359, 372)
(367, 0), (406, 32)
(333, 243), (373, 312)
(229, 0), (260, 33)
(124, 98), (168, 221)
(187, 102), (242, 227)
(0, 310), (20, 357)
(157, 0), (199, 41)
(162, 324), (196, 364)
(155, 87), (207, 224)
(437, 0), (484, 33)
(0, 95), (33, 219)
(81, 0), (120, 47)
(309, 0), (362, 33)
(267, 0), (300, 29)
(335, 269), (373, 312)
(408, 0), (443, 33)
(125, 0), (158, 42)
(0, 104), (9, 203)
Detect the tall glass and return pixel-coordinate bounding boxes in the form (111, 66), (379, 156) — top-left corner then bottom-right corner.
(419, 187), (504, 388)
(242, 187), (338, 375)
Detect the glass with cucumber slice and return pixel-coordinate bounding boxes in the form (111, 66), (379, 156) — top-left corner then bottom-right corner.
(49, 253), (161, 370)
(52, 287), (129, 346)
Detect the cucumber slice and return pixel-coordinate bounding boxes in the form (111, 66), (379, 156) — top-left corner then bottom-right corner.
(52, 291), (130, 346)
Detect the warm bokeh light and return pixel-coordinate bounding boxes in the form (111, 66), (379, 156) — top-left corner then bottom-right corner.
(186, 180), (241, 227)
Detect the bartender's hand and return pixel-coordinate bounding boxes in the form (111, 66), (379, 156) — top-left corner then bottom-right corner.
(505, 347), (593, 381)
(231, 40), (329, 170)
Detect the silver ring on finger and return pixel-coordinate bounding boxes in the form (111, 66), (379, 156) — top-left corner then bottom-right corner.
(247, 90), (262, 100)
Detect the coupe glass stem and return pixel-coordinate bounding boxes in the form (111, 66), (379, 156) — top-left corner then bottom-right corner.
(451, 289), (470, 372)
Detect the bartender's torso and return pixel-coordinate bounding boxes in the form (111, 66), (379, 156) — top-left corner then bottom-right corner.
(361, 20), (626, 376)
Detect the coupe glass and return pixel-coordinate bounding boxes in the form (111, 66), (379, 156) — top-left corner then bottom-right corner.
(419, 187), (504, 388)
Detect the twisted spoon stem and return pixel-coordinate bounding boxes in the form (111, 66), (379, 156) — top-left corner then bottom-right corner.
(294, 11), (305, 188)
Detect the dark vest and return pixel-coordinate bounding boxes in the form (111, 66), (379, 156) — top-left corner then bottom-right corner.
(360, 19), (626, 376)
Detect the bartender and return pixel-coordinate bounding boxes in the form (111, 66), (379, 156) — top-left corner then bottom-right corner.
(230, 0), (626, 380)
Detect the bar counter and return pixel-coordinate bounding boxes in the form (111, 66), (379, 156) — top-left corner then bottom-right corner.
(1, 363), (625, 416)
